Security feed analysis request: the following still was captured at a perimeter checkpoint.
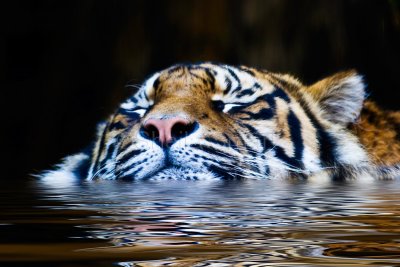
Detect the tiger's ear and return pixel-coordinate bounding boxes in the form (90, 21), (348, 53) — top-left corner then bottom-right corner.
(305, 70), (366, 126)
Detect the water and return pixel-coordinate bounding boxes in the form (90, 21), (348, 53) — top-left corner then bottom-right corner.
(1, 178), (400, 267)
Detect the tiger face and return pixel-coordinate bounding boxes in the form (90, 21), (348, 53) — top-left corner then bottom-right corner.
(41, 63), (400, 182)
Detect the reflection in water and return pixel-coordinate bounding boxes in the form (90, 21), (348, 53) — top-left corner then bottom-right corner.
(1, 178), (400, 266)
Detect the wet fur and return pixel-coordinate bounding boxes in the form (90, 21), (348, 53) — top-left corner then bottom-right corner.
(351, 101), (400, 167)
(40, 63), (400, 182)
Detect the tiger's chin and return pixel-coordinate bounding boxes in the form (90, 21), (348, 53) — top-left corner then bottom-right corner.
(113, 153), (223, 180)
(148, 166), (219, 180)
(114, 147), (236, 180)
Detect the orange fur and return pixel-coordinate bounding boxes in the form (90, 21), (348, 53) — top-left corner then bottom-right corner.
(351, 101), (400, 166)
(41, 63), (400, 181)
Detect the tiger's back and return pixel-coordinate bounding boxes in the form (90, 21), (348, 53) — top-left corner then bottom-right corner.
(351, 101), (400, 168)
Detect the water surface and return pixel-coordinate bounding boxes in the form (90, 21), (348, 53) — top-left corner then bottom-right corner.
(1, 178), (400, 266)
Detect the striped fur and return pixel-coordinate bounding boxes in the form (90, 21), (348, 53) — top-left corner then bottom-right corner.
(41, 63), (400, 182)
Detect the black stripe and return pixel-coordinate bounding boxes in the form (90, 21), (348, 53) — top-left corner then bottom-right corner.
(274, 147), (304, 170)
(118, 167), (143, 180)
(209, 164), (238, 179)
(240, 123), (273, 153)
(237, 88), (254, 98)
(236, 83), (262, 98)
(263, 83), (339, 169)
(227, 97), (275, 120)
(92, 121), (110, 173)
(262, 87), (291, 106)
(225, 67), (242, 94)
(230, 89), (280, 116)
(168, 65), (184, 75)
(269, 73), (298, 93)
(117, 148), (146, 166)
(306, 111), (338, 166)
(143, 92), (149, 101)
(190, 144), (238, 162)
(291, 94), (339, 167)
(237, 66), (255, 76)
(239, 108), (274, 121)
(204, 162), (237, 179)
(187, 71), (209, 85)
(226, 66), (240, 84)
(131, 97), (138, 104)
(109, 110), (141, 131)
(204, 136), (228, 147)
(229, 128), (257, 157)
(271, 87), (291, 102)
(116, 156), (150, 178)
(204, 136), (240, 152)
(203, 67), (216, 93)
(117, 108), (141, 118)
(223, 76), (232, 94)
(152, 77), (160, 91)
(287, 110), (304, 160)
(241, 123), (304, 170)
(194, 153), (230, 167)
(109, 121), (125, 131)
(222, 133), (241, 152)
(268, 84), (338, 167)
(98, 140), (117, 168)
(228, 104), (249, 114)
(187, 64), (206, 71)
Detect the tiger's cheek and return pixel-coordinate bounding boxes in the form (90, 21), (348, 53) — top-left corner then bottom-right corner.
(118, 123), (143, 150)
(195, 108), (224, 131)
(289, 101), (321, 168)
(274, 99), (294, 156)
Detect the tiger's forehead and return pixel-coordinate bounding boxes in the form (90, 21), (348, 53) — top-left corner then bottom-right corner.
(142, 63), (277, 102)
(153, 65), (216, 98)
(120, 63), (304, 112)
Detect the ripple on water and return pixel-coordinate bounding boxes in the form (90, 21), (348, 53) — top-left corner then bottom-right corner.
(0, 178), (399, 266)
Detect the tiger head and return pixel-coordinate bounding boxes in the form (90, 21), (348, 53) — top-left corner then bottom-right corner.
(73, 62), (374, 181)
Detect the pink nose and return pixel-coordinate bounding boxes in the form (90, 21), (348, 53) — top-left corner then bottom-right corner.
(142, 117), (194, 146)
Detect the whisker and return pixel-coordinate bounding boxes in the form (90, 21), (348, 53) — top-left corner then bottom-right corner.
(89, 160), (119, 180)
(125, 83), (142, 90)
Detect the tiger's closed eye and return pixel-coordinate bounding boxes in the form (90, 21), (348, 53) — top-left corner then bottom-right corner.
(212, 100), (244, 113)
(128, 108), (147, 116)
(223, 103), (244, 113)
(120, 107), (147, 117)
(212, 100), (242, 113)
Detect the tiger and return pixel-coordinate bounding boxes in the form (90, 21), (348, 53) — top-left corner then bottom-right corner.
(40, 62), (400, 182)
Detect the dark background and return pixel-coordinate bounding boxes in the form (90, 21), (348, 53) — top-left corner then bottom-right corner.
(1, 0), (400, 179)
